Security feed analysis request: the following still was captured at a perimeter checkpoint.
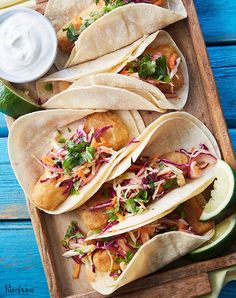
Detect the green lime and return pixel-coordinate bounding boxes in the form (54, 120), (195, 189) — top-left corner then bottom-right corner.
(0, 79), (43, 118)
(200, 160), (236, 221)
(189, 213), (236, 261)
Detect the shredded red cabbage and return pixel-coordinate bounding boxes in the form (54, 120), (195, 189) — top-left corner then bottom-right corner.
(89, 200), (113, 211)
(99, 220), (119, 235)
(93, 125), (113, 140)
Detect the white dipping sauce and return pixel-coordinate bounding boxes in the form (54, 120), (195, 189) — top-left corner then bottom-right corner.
(0, 8), (57, 83)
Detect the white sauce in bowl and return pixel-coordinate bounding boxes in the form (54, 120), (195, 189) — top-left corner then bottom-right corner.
(0, 8), (57, 83)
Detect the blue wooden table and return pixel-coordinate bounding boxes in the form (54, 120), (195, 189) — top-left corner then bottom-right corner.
(0, 1), (236, 297)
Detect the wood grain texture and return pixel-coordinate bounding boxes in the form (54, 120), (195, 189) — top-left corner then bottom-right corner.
(66, 274), (212, 298)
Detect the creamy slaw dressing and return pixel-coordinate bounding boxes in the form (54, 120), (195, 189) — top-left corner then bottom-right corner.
(0, 8), (57, 82)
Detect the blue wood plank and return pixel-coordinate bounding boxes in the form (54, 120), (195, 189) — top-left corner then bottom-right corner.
(0, 138), (29, 219)
(195, 0), (236, 44)
(0, 221), (49, 298)
(220, 281), (236, 298)
(0, 114), (8, 137)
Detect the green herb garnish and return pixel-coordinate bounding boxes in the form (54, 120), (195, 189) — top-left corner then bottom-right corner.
(134, 190), (149, 203)
(58, 138), (66, 144)
(44, 82), (53, 91)
(124, 198), (140, 213)
(124, 251), (135, 264)
(163, 178), (177, 190)
(127, 54), (171, 83)
(74, 248), (85, 255)
(69, 187), (79, 196)
(106, 204), (119, 222)
(62, 140), (92, 173)
(63, 24), (79, 42)
(152, 56), (170, 82)
(149, 181), (155, 188)
(64, 221), (77, 239)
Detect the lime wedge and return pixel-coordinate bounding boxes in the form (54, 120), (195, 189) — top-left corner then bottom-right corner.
(200, 160), (236, 221)
(0, 79), (43, 118)
(189, 214), (236, 260)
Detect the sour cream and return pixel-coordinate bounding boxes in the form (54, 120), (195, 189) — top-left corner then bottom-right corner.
(0, 8), (57, 83)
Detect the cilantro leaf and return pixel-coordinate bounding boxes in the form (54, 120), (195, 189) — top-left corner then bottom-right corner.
(124, 198), (140, 213)
(58, 138), (66, 144)
(44, 82), (53, 91)
(64, 221), (77, 239)
(134, 190), (149, 203)
(63, 24), (79, 42)
(81, 147), (96, 163)
(138, 55), (156, 78)
(106, 205), (119, 222)
(75, 232), (84, 239)
(163, 178), (177, 190)
(62, 156), (81, 172)
(153, 56), (168, 81)
(149, 181), (155, 188)
(74, 248), (85, 255)
(62, 141), (92, 172)
(124, 251), (135, 264)
(69, 187), (79, 196)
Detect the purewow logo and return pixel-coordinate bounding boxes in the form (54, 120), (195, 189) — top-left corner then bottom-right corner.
(5, 284), (34, 296)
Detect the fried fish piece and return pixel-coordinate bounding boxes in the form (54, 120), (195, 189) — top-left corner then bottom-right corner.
(31, 173), (68, 210)
(183, 194), (215, 235)
(162, 151), (189, 164)
(79, 194), (109, 231)
(57, 16), (82, 54)
(84, 112), (130, 151)
(93, 250), (120, 272)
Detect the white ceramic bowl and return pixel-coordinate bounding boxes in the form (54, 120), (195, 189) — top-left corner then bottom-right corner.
(0, 7), (57, 83)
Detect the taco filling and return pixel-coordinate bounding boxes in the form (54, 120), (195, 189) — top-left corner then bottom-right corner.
(63, 197), (214, 280)
(80, 144), (217, 233)
(57, 0), (167, 54)
(32, 112), (130, 211)
(120, 44), (184, 98)
(43, 43), (183, 103)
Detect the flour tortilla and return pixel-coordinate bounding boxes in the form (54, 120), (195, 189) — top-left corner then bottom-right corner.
(88, 112), (221, 239)
(42, 31), (189, 112)
(86, 229), (214, 295)
(45, 0), (186, 67)
(36, 34), (155, 103)
(8, 110), (144, 214)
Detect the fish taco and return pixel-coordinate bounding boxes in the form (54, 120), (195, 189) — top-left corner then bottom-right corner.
(8, 109), (145, 214)
(77, 112), (221, 238)
(62, 196), (214, 295)
(45, 0), (187, 68)
(41, 31), (189, 112)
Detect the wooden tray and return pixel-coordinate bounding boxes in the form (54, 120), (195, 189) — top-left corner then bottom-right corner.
(7, 0), (236, 297)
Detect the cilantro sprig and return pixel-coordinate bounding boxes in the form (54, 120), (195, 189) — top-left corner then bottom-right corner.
(124, 190), (149, 214)
(127, 54), (171, 82)
(63, 24), (79, 42)
(62, 140), (95, 173)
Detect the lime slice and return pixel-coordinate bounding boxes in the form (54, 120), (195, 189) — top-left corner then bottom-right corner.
(0, 79), (43, 118)
(200, 160), (236, 221)
(189, 214), (236, 261)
